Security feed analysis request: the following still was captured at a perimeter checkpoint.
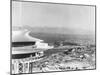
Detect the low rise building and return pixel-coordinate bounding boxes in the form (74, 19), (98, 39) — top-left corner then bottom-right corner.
(12, 29), (53, 74)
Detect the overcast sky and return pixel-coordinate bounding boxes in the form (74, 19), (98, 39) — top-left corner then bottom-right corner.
(12, 1), (95, 35)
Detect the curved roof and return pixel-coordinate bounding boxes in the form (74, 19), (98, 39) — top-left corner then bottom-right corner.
(12, 47), (46, 54)
(12, 29), (54, 56)
(12, 30), (43, 42)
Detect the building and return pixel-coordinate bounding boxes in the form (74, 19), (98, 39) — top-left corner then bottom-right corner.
(12, 29), (53, 74)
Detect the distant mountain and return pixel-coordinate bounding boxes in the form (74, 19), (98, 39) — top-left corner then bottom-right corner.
(12, 25), (95, 43)
(20, 25), (95, 35)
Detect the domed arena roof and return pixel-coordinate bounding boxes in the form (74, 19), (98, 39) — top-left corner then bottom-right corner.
(12, 29), (45, 57)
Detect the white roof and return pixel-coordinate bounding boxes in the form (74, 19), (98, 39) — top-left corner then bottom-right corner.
(12, 29), (54, 55)
(12, 30), (43, 42)
(12, 47), (47, 54)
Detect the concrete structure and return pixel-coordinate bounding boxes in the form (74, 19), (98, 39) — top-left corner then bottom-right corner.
(12, 29), (53, 74)
(12, 29), (53, 55)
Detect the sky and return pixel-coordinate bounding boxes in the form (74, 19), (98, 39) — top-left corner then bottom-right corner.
(12, 1), (95, 35)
